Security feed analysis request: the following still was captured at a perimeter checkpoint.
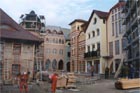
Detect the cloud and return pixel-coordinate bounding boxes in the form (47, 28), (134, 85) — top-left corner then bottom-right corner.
(0, 0), (118, 28)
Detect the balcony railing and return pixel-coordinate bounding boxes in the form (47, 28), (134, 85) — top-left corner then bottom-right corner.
(84, 51), (99, 58)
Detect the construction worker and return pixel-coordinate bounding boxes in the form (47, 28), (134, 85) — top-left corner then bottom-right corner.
(19, 72), (28, 93)
(51, 73), (58, 93)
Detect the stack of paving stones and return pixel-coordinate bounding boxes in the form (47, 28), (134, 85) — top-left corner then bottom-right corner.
(66, 73), (76, 89)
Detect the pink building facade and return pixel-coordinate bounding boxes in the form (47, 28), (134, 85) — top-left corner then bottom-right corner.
(43, 28), (66, 71)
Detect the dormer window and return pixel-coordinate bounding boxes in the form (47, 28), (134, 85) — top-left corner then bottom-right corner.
(93, 18), (97, 24)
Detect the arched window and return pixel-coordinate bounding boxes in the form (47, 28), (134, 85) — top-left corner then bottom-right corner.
(92, 31), (95, 37)
(59, 49), (63, 55)
(53, 30), (57, 34)
(58, 60), (64, 70)
(97, 29), (100, 36)
(46, 59), (51, 70)
(59, 39), (62, 44)
(67, 62), (70, 72)
(62, 39), (64, 44)
(93, 18), (97, 24)
(52, 59), (57, 70)
(56, 38), (58, 43)
(53, 38), (55, 43)
(53, 49), (57, 54)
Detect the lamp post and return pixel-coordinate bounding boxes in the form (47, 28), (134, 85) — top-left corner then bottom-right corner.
(35, 48), (43, 81)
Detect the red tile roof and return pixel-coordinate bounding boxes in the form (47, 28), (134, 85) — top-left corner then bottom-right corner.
(0, 8), (43, 42)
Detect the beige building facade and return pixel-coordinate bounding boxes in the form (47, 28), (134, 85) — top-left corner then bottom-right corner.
(85, 10), (108, 74)
(107, 1), (126, 74)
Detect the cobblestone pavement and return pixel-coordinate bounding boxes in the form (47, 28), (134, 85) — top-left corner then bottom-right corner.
(1, 79), (140, 93)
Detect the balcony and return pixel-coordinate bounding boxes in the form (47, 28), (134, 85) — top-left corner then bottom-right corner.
(84, 51), (99, 58)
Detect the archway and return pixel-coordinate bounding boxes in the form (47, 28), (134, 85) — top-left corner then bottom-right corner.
(52, 59), (57, 70)
(67, 62), (70, 72)
(46, 59), (51, 70)
(58, 60), (64, 70)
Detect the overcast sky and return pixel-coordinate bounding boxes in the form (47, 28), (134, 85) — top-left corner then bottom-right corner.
(0, 0), (118, 28)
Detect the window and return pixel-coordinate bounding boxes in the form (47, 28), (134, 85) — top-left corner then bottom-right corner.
(59, 49), (63, 55)
(109, 42), (113, 56)
(115, 14), (117, 20)
(92, 44), (95, 51)
(59, 39), (61, 44)
(118, 7), (121, 11)
(93, 18), (97, 24)
(56, 39), (58, 43)
(122, 38), (127, 50)
(68, 52), (70, 57)
(12, 64), (20, 76)
(97, 29), (100, 36)
(103, 19), (106, 24)
(92, 31), (95, 37)
(97, 43), (100, 51)
(62, 40), (64, 44)
(13, 43), (21, 55)
(119, 20), (121, 34)
(53, 38), (55, 43)
(49, 38), (52, 43)
(88, 46), (90, 52)
(115, 8), (117, 12)
(112, 10), (114, 14)
(115, 40), (120, 55)
(118, 12), (121, 19)
(115, 22), (118, 37)
(88, 33), (90, 39)
(112, 23), (114, 36)
(53, 49), (57, 54)
(112, 15), (114, 22)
